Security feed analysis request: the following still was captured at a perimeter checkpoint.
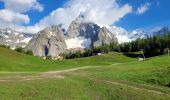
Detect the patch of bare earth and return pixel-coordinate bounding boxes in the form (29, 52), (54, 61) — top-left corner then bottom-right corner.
(0, 65), (169, 97)
(0, 66), (94, 82)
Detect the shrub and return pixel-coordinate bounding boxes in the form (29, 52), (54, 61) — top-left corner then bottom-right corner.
(15, 47), (34, 56)
(15, 47), (25, 53)
(25, 50), (33, 55)
(0, 45), (10, 49)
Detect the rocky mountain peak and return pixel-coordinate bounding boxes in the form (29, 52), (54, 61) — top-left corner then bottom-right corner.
(65, 16), (118, 50)
(150, 26), (169, 36)
(0, 28), (33, 49)
(39, 25), (64, 38)
(67, 16), (101, 39)
(93, 27), (118, 47)
(25, 26), (66, 58)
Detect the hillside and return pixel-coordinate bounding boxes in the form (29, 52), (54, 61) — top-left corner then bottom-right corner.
(0, 47), (134, 72)
(0, 47), (169, 99)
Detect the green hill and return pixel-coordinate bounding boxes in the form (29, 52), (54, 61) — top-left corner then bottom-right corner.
(0, 47), (135, 72)
(0, 47), (169, 100)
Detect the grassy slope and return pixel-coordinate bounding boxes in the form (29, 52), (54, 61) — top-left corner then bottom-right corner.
(0, 77), (169, 100)
(0, 47), (169, 100)
(75, 55), (170, 95)
(0, 47), (135, 72)
(79, 55), (170, 85)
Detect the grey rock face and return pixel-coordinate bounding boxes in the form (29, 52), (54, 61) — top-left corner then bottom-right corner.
(25, 26), (66, 57)
(0, 17), (118, 58)
(67, 17), (101, 39)
(66, 17), (117, 48)
(129, 29), (149, 41)
(93, 27), (118, 47)
(151, 26), (169, 36)
(26, 16), (118, 57)
(129, 26), (170, 41)
(0, 28), (33, 49)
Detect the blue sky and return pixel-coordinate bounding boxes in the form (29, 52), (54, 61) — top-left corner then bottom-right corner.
(26, 0), (67, 25)
(116, 0), (170, 31)
(0, 0), (169, 33)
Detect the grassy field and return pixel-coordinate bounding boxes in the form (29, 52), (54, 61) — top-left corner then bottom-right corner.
(0, 47), (169, 100)
(0, 47), (135, 72)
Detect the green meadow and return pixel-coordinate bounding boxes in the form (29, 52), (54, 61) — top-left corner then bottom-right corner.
(0, 47), (169, 100)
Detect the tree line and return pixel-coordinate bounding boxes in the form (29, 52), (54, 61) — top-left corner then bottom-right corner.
(64, 32), (170, 59)
(1, 31), (170, 59)
(0, 45), (33, 56)
(63, 42), (117, 59)
(117, 32), (170, 57)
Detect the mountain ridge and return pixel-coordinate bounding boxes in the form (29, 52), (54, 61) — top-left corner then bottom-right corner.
(25, 16), (118, 58)
(0, 15), (169, 58)
(0, 28), (33, 49)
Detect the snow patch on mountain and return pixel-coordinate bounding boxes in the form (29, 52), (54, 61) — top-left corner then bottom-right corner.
(0, 28), (33, 48)
(117, 35), (131, 43)
(129, 29), (148, 41)
(14, 32), (19, 35)
(108, 26), (130, 43)
(149, 26), (169, 36)
(21, 37), (32, 44)
(108, 26), (170, 44)
(65, 37), (91, 49)
(4, 35), (9, 38)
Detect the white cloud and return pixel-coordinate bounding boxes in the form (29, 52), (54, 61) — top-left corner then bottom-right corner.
(1, 0), (44, 13)
(0, 9), (30, 24)
(0, 0), (43, 32)
(136, 2), (151, 15)
(35, 0), (132, 31)
(11, 25), (41, 34)
(0, 0), (132, 34)
(33, 2), (44, 12)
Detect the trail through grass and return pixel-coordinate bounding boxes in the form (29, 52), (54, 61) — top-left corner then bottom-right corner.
(0, 47), (170, 99)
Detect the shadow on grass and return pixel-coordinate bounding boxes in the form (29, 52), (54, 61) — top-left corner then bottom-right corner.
(123, 52), (143, 58)
(166, 83), (170, 88)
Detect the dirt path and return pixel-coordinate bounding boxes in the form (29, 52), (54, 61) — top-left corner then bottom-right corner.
(0, 66), (101, 82)
(0, 64), (169, 97)
(88, 78), (170, 96)
(42, 66), (98, 74)
(0, 63), (121, 81)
